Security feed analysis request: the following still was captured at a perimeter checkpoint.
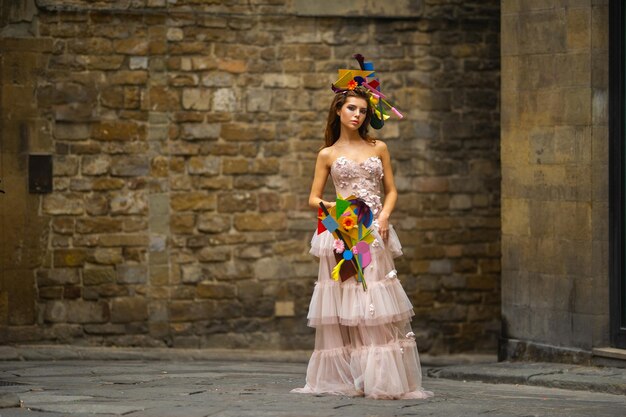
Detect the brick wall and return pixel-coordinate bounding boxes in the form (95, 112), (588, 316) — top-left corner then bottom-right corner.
(0, 0), (500, 353)
(500, 0), (609, 358)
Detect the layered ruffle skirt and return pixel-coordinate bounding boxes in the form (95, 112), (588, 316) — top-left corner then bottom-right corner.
(291, 225), (434, 400)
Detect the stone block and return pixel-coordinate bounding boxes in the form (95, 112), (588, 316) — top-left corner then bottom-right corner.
(36, 268), (80, 287)
(149, 265), (170, 286)
(166, 27), (184, 41)
(188, 156), (220, 175)
(274, 300), (295, 317)
(592, 88), (607, 125)
(519, 54), (555, 90)
(43, 194), (84, 215)
(113, 38), (149, 55)
(554, 125), (591, 164)
(198, 247), (231, 262)
(428, 259), (452, 274)
(130, 56), (149, 69)
(553, 201), (591, 240)
(246, 88), (272, 112)
(38, 287), (64, 299)
(251, 158), (279, 174)
(558, 87), (592, 125)
(222, 158), (249, 174)
(146, 194), (169, 218)
(204, 260), (252, 280)
(252, 257), (282, 280)
(111, 297), (149, 323)
(65, 300), (109, 324)
(197, 214), (230, 233)
(117, 265), (147, 284)
(197, 281), (236, 299)
(466, 275), (497, 290)
(53, 122), (90, 140)
(518, 9), (566, 55)
(82, 155), (111, 176)
(591, 51), (608, 89)
(53, 249), (86, 267)
(91, 178), (125, 191)
(502, 198), (530, 236)
(171, 192), (216, 212)
(180, 123), (220, 140)
(258, 192), (280, 213)
(215, 58), (246, 73)
(168, 300), (215, 322)
(262, 73), (300, 88)
(220, 123), (258, 141)
(591, 5), (608, 51)
(592, 202), (608, 241)
(217, 192), (256, 213)
(181, 264), (204, 284)
(110, 191), (148, 214)
(234, 212), (286, 231)
(83, 268), (116, 285)
(211, 88), (238, 112)
(110, 155), (150, 177)
(170, 214), (195, 233)
(150, 234), (167, 252)
(449, 194), (472, 210)
(182, 88), (211, 110)
(44, 300), (66, 323)
(529, 200), (554, 238)
(415, 177), (448, 193)
(233, 175), (267, 190)
(98, 234), (148, 247)
(76, 218), (123, 234)
(92, 121), (146, 141)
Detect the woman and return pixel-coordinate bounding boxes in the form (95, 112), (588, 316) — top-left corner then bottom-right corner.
(291, 80), (433, 400)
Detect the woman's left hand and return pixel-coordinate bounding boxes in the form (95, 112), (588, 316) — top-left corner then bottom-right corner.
(378, 213), (390, 242)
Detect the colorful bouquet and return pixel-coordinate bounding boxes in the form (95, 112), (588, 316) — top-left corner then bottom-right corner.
(318, 195), (376, 291)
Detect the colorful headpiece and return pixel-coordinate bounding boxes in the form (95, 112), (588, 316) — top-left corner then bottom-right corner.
(332, 54), (403, 130)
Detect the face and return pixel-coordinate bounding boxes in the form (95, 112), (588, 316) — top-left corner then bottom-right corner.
(337, 96), (368, 131)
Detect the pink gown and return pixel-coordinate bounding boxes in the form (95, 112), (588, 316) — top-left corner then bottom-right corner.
(291, 156), (434, 400)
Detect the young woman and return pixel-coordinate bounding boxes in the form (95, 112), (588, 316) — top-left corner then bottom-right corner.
(291, 85), (434, 400)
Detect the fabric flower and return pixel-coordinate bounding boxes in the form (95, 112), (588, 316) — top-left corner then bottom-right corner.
(341, 216), (356, 231)
(347, 79), (358, 90)
(333, 239), (345, 253)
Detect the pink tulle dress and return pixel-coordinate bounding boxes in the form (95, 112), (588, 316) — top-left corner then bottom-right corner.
(291, 156), (434, 400)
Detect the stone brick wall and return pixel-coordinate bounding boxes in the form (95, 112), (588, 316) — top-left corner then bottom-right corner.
(0, 0), (500, 354)
(500, 0), (609, 358)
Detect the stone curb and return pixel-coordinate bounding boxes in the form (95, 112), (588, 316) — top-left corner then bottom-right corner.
(0, 345), (310, 363)
(0, 345), (496, 366)
(427, 362), (626, 396)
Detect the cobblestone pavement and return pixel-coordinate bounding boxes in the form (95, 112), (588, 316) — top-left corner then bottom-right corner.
(0, 360), (625, 417)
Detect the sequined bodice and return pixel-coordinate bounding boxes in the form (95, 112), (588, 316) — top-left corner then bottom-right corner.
(330, 156), (384, 217)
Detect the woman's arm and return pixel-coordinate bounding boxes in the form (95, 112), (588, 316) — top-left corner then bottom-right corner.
(377, 141), (397, 241)
(308, 148), (336, 210)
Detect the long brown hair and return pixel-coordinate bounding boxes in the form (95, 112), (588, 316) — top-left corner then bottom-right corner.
(323, 86), (376, 148)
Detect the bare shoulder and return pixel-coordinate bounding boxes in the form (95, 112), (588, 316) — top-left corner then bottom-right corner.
(317, 146), (333, 166)
(373, 139), (389, 156)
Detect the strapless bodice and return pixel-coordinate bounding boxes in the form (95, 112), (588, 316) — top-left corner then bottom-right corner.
(330, 156), (384, 217)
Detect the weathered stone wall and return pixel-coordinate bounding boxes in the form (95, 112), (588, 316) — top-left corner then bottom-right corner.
(0, 0), (500, 353)
(500, 0), (609, 359)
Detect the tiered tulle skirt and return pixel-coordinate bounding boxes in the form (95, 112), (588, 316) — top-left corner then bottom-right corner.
(291, 225), (434, 400)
